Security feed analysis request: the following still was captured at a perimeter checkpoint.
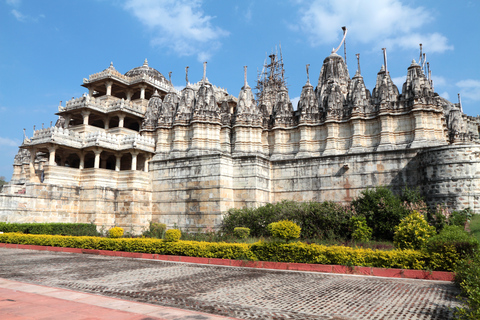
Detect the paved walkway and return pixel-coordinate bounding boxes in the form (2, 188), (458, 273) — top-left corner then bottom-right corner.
(0, 248), (461, 320)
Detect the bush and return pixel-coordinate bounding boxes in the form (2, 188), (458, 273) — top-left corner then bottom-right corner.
(393, 211), (436, 250)
(350, 216), (372, 242)
(295, 201), (354, 240)
(352, 186), (409, 241)
(450, 208), (473, 228)
(268, 220), (301, 242)
(233, 227), (250, 239)
(0, 232), (455, 271)
(426, 225), (479, 271)
(108, 227), (124, 238)
(0, 222), (99, 237)
(165, 229), (181, 242)
(221, 201), (354, 240)
(143, 222), (166, 239)
(454, 253), (480, 319)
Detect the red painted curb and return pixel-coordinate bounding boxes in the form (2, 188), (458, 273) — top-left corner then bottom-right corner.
(371, 267), (403, 278)
(0, 243), (455, 281)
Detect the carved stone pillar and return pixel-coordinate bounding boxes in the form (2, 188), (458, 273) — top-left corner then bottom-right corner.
(29, 147), (36, 182)
(81, 110), (91, 125)
(118, 114), (125, 128)
(104, 116), (110, 129)
(140, 85), (147, 100)
(88, 87), (94, 97)
(126, 89), (133, 101)
(93, 149), (102, 169)
(144, 156), (149, 172)
(64, 115), (71, 129)
(48, 145), (57, 166)
(105, 81), (113, 96)
(79, 152), (85, 170)
(130, 151), (139, 170)
(115, 153), (121, 171)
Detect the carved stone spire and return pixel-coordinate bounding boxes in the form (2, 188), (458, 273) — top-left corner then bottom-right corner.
(174, 86), (195, 125)
(271, 87), (294, 127)
(317, 53), (350, 118)
(157, 90), (179, 128)
(298, 77), (319, 123)
(141, 90), (162, 131)
(235, 68), (261, 126)
(372, 65), (399, 107)
(401, 59), (433, 103)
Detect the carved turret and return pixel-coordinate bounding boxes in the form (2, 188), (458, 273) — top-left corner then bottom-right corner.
(371, 65), (399, 108)
(401, 59), (434, 104)
(192, 80), (219, 122)
(347, 69), (371, 114)
(298, 77), (320, 124)
(174, 86), (195, 125)
(141, 90), (162, 131)
(157, 91), (178, 128)
(271, 86), (294, 127)
(317, 53), (350, 118)
(235, 69), (261, 126)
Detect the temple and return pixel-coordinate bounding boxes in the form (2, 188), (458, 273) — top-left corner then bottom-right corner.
(1, 43), (479, 233)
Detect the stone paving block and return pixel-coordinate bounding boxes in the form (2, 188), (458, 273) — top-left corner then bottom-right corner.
(0, 248), (461, 320)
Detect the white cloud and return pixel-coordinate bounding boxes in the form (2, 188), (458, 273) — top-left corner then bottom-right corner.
(456, 79), (480, 101)
(294, 0), (452, 53)
(291, 96), (300, 110)
(0, 137), (20, 147)
(391, 76), (406, 87)
(11, 9), (26, 22)
(431, 75), (446, 87)
(124, 0), (229, 62)
(440, 91), (450, 100)
(6, 0), (21, 6)
(384, 32), (453, 53)
(10, 8), (45, 23)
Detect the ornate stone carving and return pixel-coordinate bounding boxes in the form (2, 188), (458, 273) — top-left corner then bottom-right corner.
(157, 91), (179, 128)
(174, 86), (195, 125)
(141, 90), (162, 131)
(371, 66), (399, 108)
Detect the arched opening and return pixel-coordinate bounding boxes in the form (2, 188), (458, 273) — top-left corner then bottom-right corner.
(65, 153), (80, 168)
(90, 118), (104, 129)
(109, 116), (119, 128)
(120, 153), (132, 170)
(125, 117), (140, 131)
(84, 152), (95, 168)
(137, 153), (145, 171)
(105, 154), (116, 170)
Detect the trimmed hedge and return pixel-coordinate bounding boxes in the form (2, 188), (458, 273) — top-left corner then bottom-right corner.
(0, 233), (459, 271)
(0, 222), (99, 236)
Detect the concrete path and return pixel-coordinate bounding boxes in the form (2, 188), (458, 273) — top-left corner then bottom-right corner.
(0, 248), (461, 320)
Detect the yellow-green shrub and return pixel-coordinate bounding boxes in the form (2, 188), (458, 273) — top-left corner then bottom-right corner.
(0, 232), (454, 271)
(268, 220), (301, 242)
(233, 227), (250, 239)
(108, 227), (124, 238)
(394, 211), (436, 250)
(165, 229), (181, 242)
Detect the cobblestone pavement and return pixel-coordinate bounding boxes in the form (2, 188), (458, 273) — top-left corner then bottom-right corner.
(0, 248), (461, 320)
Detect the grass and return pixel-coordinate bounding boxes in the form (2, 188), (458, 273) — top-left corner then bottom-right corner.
(469, 214), (480, 242)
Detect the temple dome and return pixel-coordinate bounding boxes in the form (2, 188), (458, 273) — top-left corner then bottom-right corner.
(125, 59), (167, 82)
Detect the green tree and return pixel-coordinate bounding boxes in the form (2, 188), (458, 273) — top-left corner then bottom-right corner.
(0, 176), (7, 191)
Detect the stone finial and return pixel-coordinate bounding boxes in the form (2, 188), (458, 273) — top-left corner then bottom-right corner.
(356, 53), (361, 75)
(185, 66), (189, 85)
(382, 48), (388, 73)
(243, 66), (248, 88)
(203, 61), (207, 82)
(110, 62), (113, 68)
(143, 58), (148, 67)
(168, 71), (172, 83)
(306, 64), (310, 84)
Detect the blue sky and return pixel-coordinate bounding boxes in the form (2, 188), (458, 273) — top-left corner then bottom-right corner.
(1, 0), (479, 180)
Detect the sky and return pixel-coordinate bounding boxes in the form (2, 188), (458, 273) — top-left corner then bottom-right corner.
(1, 0), (479, 180)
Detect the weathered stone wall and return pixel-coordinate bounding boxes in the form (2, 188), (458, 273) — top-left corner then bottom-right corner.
(417, 144), (480, 212)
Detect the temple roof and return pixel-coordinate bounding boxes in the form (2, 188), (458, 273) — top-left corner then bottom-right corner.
(125, 59), (167, 82)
